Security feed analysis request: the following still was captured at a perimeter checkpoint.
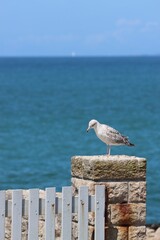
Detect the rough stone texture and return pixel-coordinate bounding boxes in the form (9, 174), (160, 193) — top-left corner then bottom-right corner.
(146, 227), (155, 240)
(71, 155), (146, 180)
(72, 222), (94, 240)
(128, 226), (146, 240)
(146, 227), (156, 240)
(105, 226), (128, 240)
(110, 203), (146, 226)
(72, 212), (95, 227)
(105, 182), (128, 204)
(72, 178), (96, 195)
(129, 182), (146, 203)
(154, 227), (160, 240)
(71, 155), (147, 239)
(72, 177), (128, 203)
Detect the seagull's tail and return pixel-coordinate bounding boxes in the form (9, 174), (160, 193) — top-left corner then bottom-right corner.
(127, 142), (135, 147)
(123, 136), (135, 146)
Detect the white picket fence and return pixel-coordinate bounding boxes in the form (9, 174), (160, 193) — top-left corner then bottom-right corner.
(0, 185), (105, 240)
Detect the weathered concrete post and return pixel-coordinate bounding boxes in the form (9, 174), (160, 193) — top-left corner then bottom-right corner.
(71, 155), (146, 240)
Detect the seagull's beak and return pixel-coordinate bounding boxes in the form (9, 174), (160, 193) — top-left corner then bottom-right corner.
(86, 127), (90, 132)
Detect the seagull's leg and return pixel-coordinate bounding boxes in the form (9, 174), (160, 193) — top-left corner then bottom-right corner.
(108, 145), (111, 155)
(107, 145), (111, 155)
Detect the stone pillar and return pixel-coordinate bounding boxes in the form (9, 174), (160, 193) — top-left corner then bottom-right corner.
(71, 155), (146, 240)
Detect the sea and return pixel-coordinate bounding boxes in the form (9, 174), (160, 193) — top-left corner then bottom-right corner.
(0, 56), (159, 224)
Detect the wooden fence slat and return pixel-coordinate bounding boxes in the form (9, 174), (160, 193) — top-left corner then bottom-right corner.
(0, 191), (5, 240)
(61, 186), (72, 240)
(95, 185), (105, 240)
(1, 185), (105, 240)
(28, 189), (39, 240)
(11, 190), (22, 240)
(45, 187), (56, 240)
(4, 191), (96, 216)
(78, 186), (88, 240)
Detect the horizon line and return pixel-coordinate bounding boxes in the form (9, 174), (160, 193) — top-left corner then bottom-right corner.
(0, 54), (160, 58)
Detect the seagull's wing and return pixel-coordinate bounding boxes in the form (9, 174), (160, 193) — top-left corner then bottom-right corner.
(104, 124), (128, 144)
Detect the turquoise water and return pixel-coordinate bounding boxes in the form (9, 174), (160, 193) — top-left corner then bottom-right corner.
(0, 57), (160, 223)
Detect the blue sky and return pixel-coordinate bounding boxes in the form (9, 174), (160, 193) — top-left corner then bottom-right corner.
(0, 0), (160, 56)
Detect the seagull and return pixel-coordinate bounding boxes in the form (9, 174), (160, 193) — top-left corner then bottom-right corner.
(87, 119), (134, 155)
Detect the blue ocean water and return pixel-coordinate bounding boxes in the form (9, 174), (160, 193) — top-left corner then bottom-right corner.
(0, 57), (159, 223)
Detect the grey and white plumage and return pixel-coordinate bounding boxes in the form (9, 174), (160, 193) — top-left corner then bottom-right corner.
(87, 119), (134, 155)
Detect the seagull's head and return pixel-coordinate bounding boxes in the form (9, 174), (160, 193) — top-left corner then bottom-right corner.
(87, 119), (98, 132)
